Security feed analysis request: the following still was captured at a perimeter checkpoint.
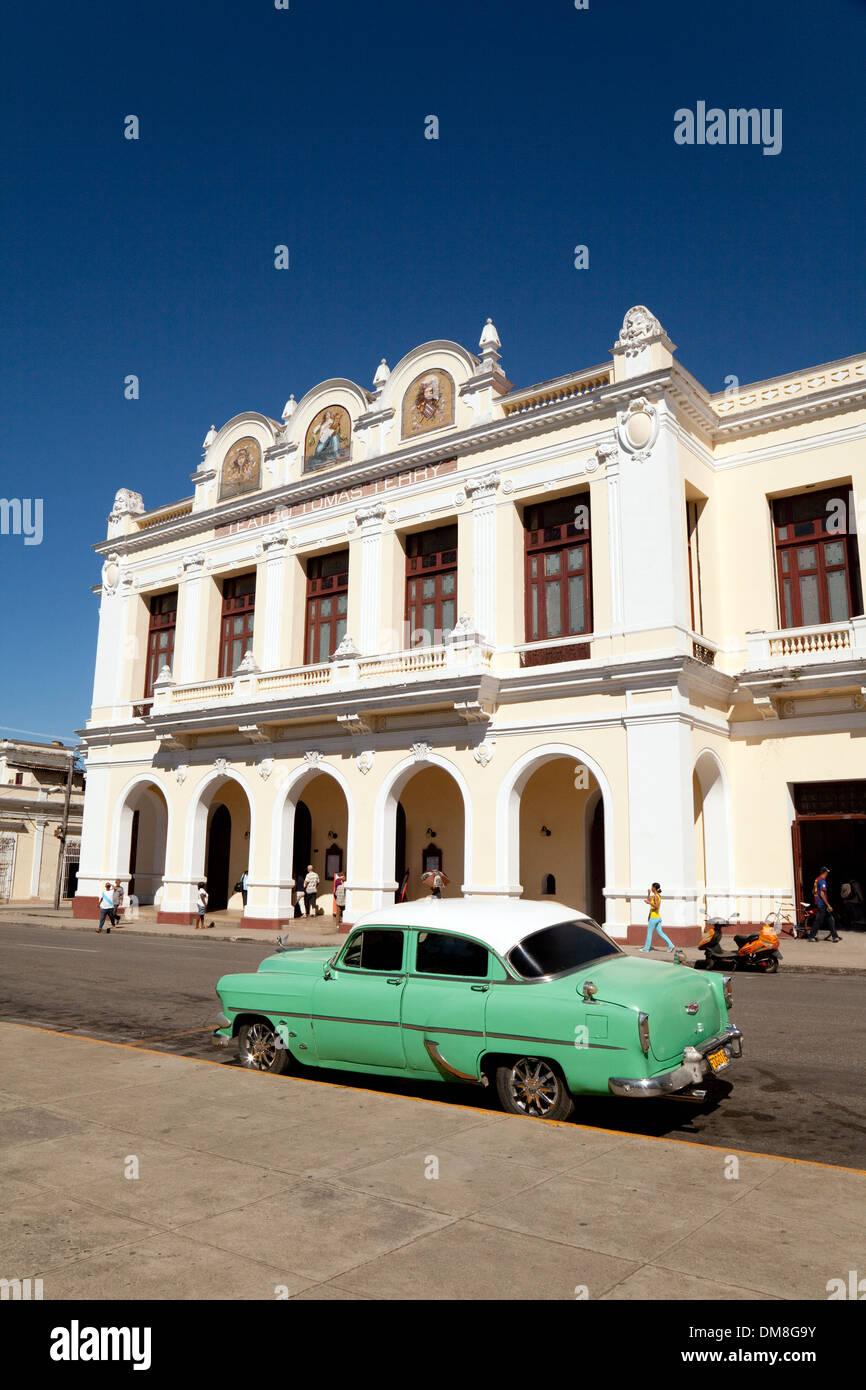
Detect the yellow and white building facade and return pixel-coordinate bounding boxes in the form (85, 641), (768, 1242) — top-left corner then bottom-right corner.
(74, 307), (866, 937)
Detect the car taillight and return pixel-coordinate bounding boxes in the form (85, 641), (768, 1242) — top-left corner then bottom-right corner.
(638, 1012), (650, 1054)
(723, 976), (733, 1009)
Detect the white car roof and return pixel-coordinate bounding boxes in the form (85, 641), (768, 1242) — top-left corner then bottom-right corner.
(350, 898), (594, 960)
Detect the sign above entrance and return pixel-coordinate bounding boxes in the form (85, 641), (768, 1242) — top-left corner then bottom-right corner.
(215, 459), (458, 538)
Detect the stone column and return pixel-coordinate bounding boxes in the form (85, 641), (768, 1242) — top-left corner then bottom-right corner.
(259, 531), (289, 670)
(600, 444), (624, 633)
(465, 471), (500, 645)
(356, 502), (387, 653)
(624, 706), (699, 938)
(175, 552), (206, 684)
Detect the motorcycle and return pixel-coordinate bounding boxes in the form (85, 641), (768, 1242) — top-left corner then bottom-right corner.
(694, 918), (783, 974)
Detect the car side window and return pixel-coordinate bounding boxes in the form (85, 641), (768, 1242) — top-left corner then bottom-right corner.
(340, 929), (404, 972)
(415, 930), (489, 978)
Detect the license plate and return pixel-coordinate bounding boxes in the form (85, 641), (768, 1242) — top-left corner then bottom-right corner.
(708, 1047), (729, 1072)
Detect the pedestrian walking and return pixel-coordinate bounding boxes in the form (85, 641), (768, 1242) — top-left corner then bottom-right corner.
(304, 864), (319, 917)
(334, 874), (346, 926)
(240, 869), (249, 908)
(112, 880), (124, 926)
(195, 881), (211, 929)
(807, 866), (841, 942)
(642, 882), (675, 952)
(97, 882), (114, 933)
(421, 869), (449, 899)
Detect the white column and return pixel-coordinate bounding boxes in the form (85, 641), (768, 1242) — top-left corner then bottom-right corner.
(625, 708), (698, 929)
(602, 444), (624, 632)
(75, 760), (110, 902)
(30, 817), (46, 898)
(617, 404), (689, 634)
(356, 502), (387, 654)
(91, 560), (134, 711)
(176, 552), (205, 683)
(261, 531), (289, 669)
(465, 471), (500, 645)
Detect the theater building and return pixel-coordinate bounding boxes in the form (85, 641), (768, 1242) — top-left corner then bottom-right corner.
(74, 307), (866, 938)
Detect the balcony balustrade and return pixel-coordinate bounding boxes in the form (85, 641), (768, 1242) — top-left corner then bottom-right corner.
(744, 617), (866, 669)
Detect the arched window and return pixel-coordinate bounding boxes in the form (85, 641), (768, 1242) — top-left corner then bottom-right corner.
(542, 873), (556, 895)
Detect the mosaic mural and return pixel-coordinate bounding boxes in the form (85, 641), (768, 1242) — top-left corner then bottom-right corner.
(402, 370), (455, 439)
(219, 437), (262, 501)
(304, 405), (352, 471)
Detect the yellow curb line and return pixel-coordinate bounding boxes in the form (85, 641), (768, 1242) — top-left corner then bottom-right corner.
(3, 1019), (865, 1177)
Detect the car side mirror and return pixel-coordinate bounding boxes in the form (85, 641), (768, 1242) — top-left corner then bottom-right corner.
(323, 961), (333, 980)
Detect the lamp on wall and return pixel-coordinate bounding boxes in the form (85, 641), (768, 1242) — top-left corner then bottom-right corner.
(327, 830), (338, 840)
(540, 825), (552, 837)
(426, 828), (437, 838)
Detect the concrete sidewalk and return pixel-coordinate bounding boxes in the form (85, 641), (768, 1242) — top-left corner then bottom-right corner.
(0, 1021), (863, 1301)
(1, 904), (864, 971)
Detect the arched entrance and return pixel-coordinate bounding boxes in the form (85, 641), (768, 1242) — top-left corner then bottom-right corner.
(273, 764), (352, 920)
(112, 779), (168, 905)
(498, 745), (615, 929)
(187, 773), (253, 915)
(374, 754), (472, 907)
(693, 750), (733, 918)
(518, 757), (604, 917)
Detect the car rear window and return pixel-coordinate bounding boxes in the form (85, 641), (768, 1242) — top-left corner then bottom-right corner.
(507, 920), (621, 979)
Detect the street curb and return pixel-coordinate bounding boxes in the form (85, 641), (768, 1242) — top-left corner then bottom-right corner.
(2, 915), (865, 972)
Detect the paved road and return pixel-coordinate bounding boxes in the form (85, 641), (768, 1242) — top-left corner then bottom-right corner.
(2, 921), (864, 1169)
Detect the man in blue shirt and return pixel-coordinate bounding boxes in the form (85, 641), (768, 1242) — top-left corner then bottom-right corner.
(807, 866), (841, 942)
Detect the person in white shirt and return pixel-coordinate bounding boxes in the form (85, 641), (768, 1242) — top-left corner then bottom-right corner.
(196, 881), (211, 929)
(303, 865), (319, 917)
(97, 883), (114, 933)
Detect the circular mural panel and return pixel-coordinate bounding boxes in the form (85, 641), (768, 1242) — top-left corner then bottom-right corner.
(304, 405), (352, 471)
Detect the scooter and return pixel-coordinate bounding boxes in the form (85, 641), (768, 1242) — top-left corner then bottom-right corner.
(694, 918), (783, 973)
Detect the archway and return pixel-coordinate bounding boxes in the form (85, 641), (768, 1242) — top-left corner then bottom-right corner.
(187, 773), (253, 914)
(373, 754), (471, 906)
(273, 763), (353, 919)
(693, 750), (733, 917)
(112, 778), (169, 905)
(518, 757), (603, 916)
(498, 744), (615, 928)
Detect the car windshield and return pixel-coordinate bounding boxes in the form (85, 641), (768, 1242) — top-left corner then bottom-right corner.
(507, 920), (621, 979)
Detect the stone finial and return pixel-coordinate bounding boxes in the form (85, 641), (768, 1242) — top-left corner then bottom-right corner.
(109, 489), (145, 522)
(479, 317), (501, 353)
(477, 317), (502, 375)
(202, 424), (217, 450)
(373, 358), (390, 391)
(282, 395), (296, 422)
(153, 664), (174, 687)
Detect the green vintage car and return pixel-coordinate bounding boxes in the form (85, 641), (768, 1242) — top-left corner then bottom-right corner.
(212, 899), (743, 1120)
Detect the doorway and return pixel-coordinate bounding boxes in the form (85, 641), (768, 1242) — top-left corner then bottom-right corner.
(206, 804), (232, 911)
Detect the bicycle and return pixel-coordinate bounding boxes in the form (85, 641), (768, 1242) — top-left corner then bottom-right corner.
(764, 902), (813, 939)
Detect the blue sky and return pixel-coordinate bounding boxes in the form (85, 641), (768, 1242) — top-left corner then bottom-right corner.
(1, 0), (864, 743)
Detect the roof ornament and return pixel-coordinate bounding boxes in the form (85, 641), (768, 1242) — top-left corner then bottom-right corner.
(614, 305), (665, 356)
(373, 358), (390, 392)
(202, 424), (217, 450)
(281, 395), (296, 422)
(478, 317), (502, 374)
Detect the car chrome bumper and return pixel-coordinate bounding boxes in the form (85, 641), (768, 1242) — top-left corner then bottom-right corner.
(608, 1025), (744, 1098)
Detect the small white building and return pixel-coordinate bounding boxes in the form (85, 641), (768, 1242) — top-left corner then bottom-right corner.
(0, 740), (84, 903)
(74, 307), (866, 939)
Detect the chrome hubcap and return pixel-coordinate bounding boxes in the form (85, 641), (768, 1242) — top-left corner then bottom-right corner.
(243, 1023), (277, 1069)
(510, 1058), (558, 1117)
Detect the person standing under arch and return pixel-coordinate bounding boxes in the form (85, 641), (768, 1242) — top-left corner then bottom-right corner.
(642, 882), (675, 952)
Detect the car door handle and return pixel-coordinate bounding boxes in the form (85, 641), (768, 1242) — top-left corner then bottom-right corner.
(386, 977), (403, 986)
(471, 984), (489, 992)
